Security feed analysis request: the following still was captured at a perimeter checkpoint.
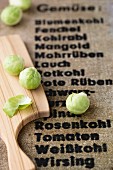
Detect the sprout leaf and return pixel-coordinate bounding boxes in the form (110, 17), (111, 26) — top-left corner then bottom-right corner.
(3, 95), (32, 117)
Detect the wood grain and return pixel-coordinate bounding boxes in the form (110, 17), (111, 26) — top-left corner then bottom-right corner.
(0, 35), (50, 170)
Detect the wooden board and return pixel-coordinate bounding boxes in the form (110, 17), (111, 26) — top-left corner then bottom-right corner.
(0, 35), (50, 170)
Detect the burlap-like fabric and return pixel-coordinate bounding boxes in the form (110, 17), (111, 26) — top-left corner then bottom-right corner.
(0, 0), (113, 169)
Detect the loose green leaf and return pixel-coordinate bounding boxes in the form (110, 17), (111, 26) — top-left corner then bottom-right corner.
(3, 100), (18, 117)
(3, 95), (32, 117)
(18, 95), (32, 110)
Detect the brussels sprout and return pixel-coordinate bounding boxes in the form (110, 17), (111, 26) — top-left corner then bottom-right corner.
(3, 55), (25, 76)
(19, 67), (41, 89)
(66, 92), (90, 115)
(1, 6), (22, 26)
(9, 0), (32, 11)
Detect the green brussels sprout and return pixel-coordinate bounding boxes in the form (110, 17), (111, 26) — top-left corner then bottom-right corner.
(19, 67), (41, 89)
(1, 6), (22, 26)
(9, 0), (32, 11)
(3, 55), (25, 76)
(66, 92), (90, 115)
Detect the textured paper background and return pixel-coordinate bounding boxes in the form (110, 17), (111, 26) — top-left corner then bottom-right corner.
(0, 0), (113, 169)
